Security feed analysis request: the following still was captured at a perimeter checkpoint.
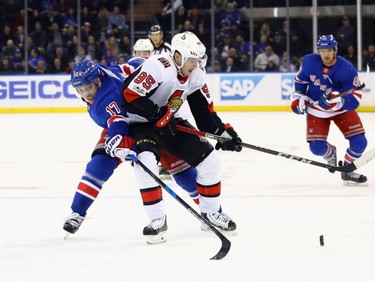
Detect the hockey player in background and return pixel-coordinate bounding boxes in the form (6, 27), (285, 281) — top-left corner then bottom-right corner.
(290, 34), (368, 186)
(120, 31), (242, 237)
(63, 56), (199, 244)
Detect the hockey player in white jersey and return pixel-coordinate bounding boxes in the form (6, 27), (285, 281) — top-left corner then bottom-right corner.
(120, 31), (242, 234)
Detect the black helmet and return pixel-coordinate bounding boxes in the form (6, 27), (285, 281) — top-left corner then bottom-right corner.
(149, 25), (163, 36)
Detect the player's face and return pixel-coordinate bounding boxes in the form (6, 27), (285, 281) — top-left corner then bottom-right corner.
(75, 82), (98, 104)
(180, 58), (199, 76)
(149, 32), (162, 47)
(134, 50), (151, 58)
(319, 48), (337, 66)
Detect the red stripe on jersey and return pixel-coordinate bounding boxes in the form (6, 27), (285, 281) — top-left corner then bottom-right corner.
(140, 186), (163, 204)
(208, 102), (216, 113)
(122, 64), (132, 76)
(77, 181), (100, 198)
(123, 88), (141, 103)
(197, 182), (221, 197)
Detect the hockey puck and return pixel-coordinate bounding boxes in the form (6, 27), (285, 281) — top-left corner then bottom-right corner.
(319, 235), (324, 246)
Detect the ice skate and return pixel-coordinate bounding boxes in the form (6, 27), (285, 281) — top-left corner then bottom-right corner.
(324, 145), (337, 173)
(63, 212), (85, 234)
(341, 171), (368, 186)
(158, 165), (172, 180)
(143, 215), (168, 244)
(201, 212), (237, 232)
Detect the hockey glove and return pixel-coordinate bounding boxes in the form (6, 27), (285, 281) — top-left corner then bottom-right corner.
(105, 134), (136, 160)
(318, 91), (344, 111)
(215, 124), (242, 152)
(152, 105), (178, 136)
(290, 91), (309, 114)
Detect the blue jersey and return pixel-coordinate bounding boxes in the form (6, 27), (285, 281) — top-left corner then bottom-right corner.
(294, 53), (363, 117)
(85, 61), (144, 138)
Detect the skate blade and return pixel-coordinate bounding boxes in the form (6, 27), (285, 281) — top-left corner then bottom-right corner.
(343, 181), (369, 187)
(159, 175), (172, 180)
(64, 232), (71, 240)
(145, 231), (167, 244)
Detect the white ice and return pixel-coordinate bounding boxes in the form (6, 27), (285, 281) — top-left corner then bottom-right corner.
(1, 112), (375, 281)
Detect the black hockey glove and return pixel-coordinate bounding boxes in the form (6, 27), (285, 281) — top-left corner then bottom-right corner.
(215, 124), (242, 152)
(151, 105), (178, 136)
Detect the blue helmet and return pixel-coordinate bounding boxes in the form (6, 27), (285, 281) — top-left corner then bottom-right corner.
(317, 34), (338, 50)
(70, 60), (100, 88)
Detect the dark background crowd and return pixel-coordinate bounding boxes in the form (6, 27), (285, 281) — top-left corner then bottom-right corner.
(0, 0), (375, 74)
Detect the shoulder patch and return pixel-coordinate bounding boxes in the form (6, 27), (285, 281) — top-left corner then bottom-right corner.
(157, 57), (171, 68)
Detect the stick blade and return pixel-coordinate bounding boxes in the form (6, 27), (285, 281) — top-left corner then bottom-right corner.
(210, 237), (231, 260)
(353, 147), (375, 170)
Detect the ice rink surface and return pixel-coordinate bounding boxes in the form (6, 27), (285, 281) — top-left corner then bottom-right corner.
(1, 112), (375, 281)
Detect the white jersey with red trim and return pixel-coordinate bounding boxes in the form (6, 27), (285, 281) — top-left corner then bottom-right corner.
(123, 53), (207, 123)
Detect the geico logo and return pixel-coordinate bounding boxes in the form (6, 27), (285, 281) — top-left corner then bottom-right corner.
(0, 80), (77, 99)
(220, 79), (255, 97)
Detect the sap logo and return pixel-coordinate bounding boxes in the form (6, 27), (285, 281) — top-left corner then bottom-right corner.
(0, 80), (77, 100)
(281, 74), (295, 100)
(220, 75), (262, 100)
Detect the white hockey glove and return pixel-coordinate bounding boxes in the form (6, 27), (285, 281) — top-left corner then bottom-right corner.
(290, 91), (309, 114)
(318, 91), (345, 111)
(105, 134), (136, 160)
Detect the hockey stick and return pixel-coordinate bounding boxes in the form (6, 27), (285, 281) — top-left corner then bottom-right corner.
(128, 155), (231, 260)
(311, 64), (370, 106)
(176, 125), (375, 173)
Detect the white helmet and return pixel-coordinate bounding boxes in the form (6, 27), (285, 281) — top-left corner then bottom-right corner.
(133, 38), (154, 58)
(171, 31), (207, 69)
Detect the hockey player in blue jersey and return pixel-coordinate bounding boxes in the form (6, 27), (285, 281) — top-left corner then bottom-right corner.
(63, 59), (199, 244)
(290, 34), (368, 186)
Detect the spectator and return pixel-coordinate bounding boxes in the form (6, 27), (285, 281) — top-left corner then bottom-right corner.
(107, 6), (128, 37)
(63, 7), (78, 27)
(254, 45), (280, 71)
(175, 6), (188, 31)
(217, 33), (234, 67)
(2, 39), (18, 59)
(86, 35), (102, 61)
(259, 22), (271, 41)
(289, 33), (305, 59)
(222, 57), (238, 72)
(50, 57), (65, 73)
(254, 34), (269, 56)
(30, 58), (48, 74)
(336, 16), (355, 56)
(47, 22), (64, 53)
(14, 26), (26, 51)
(54, 46), (70, 71)
(238, 53), (250, 71)
(28, 47), (47, 72)
(95, 7), (109, 39)
(65, 59), (75, 74)
(279, 58), (297, 72)
(264, 59), (278, 72)
(80, 6), (96, 28)
(220, 2), (241, 31)
(363, 44), (375, 70)
(234, 34), (251, 57)
(29, 21), (48, 51)
(10, 49), (25, 72)
(74, 45), (92, 64)
(0, 25), (15, 48)
(179, 20), (195, 33)
(2, 0), (21, 26)
(0, 56), (16, 73)
(344, 45), (357, 68)
(270, 32), (286, 57)
(40, 5), (63, 30)
(196, 23), (211, 51)
(81, 22), (93, 44)
(118, 35), (132, 57)
(102, 36), (120, 66)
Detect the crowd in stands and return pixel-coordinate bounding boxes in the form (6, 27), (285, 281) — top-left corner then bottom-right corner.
(0, 0), (374, 74)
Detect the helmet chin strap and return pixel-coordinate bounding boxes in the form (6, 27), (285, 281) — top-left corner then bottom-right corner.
(172, 52), (185, 76)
